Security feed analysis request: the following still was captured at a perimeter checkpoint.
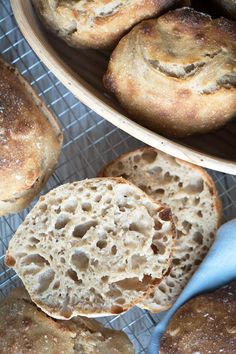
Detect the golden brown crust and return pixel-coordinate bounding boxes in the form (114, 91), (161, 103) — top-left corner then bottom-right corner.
(0, 288), (75, 354)
(160, 280), (236, 353)
(104, 7), (236, 137)
(33, 0), (188, 49)
(0, 288), (134, 353)
(0, 57), (63, 216)
(4, 253), (16, 267)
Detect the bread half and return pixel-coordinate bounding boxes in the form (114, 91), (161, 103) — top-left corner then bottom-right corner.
(5, 177), (175, 318)
(0, 288), (134, 353)
(0, 57), (63, 216)
(100, 147), (222, 312)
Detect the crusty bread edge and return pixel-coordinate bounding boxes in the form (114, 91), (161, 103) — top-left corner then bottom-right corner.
(2, 287), (134, 353)
(0, 57), (63, 216)
(0, 57), (63, 148)
(98, 146), (223, 229)
(32, 0), (192, 50)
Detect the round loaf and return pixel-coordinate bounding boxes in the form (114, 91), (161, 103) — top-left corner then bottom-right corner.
(32, 0), (188, 49)
(160, 280), (236, 353)
(0, 58), (63, 216)
(0, 288), (134, 353)
(104, 7), (236, 137)
(5, 177), (175, 319)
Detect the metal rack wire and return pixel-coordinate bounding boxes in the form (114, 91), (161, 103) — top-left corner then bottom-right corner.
(0, 1), (235, 352)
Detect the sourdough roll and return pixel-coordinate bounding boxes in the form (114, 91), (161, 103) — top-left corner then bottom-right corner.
(104, 7), (236, 137)
(5, 177), (175, 319)
(33, 0), (188, 49)
(100, 147), (222, 312)
(0, 288), (134, 353)
(160, 280), (236, 353)
(0, 58), (63, 216)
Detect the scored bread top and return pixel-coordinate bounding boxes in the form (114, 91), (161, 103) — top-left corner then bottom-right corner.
(104, 7), (236, 137)
(0, 288), (134, 354)
(5, 177), (175, 319)
(32, 0), (184, 49)
(160, 280), (236, 353)
(100, 147), (222, 312)
(0, 57), (63, 216)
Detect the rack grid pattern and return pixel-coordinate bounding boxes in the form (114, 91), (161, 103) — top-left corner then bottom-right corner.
(0, 1), (235, 352)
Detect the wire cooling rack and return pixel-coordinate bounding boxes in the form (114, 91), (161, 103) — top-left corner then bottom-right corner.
(0, 1), (236, 352)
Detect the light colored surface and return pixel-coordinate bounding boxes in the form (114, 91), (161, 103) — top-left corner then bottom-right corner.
(101, 147), (221, 311)
(6, 178), (175, 318)
(0, 1), (236, 353)
(32, 0), (175, 49)
(10, 0), (236, 174)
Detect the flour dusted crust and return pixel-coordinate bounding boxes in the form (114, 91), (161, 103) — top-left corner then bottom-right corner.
(5, 177), (175, 318)
(0, 57), (63, 216)
(100, 147), (222, 312)
(0, 288), (134, 353)
(104, 7), (236, 137)
(160, 280), (236, 353)
(0, 288), (75, 354)
(32, 0), (187, 49)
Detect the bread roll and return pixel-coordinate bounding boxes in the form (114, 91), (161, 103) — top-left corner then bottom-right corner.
(99, 147), (222, 312)
(5, 177), (175, 319)
(33, 0), (189, 49)
(160, 280), (236, 353)
(104, 7), (236, 137)
(0, 58), (63, 216)
(0, 288), (134, 353)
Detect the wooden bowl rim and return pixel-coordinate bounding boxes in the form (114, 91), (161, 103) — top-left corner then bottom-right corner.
(11, 0), (236, 175)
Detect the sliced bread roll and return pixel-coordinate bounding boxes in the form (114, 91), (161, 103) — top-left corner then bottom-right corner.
(0, 288), (134, 353)
(100, 148), (222, 312)
(5, 177), (175, 318)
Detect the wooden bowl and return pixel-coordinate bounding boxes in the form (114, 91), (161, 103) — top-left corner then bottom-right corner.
(11, 0), (236, 174)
